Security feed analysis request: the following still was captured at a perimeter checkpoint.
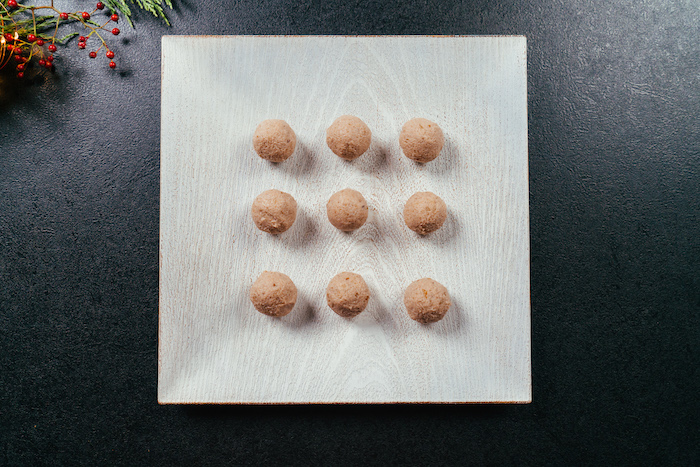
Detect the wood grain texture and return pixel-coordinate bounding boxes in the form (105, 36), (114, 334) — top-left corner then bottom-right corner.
(159, 36), (530, 404)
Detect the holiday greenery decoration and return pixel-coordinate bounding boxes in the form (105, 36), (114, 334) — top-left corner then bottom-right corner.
(0, 0), (171, 78)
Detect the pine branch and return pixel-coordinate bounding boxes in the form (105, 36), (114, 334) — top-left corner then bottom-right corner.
(103, 0), (171, 27)
(11, 14), (54, 32)
(1, 0), (172, 75)
(56, 31), (78, 43)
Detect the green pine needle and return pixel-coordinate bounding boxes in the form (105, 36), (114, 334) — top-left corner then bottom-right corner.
(104, 0), (172, 27)
(56, 31), (79, 43)
(1, 0), (171, 35)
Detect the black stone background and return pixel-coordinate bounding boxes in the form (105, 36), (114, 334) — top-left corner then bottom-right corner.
(1, 0), (698, 465)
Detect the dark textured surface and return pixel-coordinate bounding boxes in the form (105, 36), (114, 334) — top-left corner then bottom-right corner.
(1, 0), (699, 464)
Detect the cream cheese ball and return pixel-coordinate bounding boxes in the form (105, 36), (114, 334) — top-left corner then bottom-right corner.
(250, 271), (297, 317)
(404, 278), (451, 324)
(253, 119), (297, 162)
(403, 191), (447, 235)
(251, 189), (297, 234)
(326, 272), (371, 318)
(399, 118), (444, 163)
(326, 188), (369, 231)
(326, 115), (372, 160)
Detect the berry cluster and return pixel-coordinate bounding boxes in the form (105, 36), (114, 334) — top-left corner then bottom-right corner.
(1, 1), (122, 79)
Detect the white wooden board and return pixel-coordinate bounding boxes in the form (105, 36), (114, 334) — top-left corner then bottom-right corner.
(159, 35), (530, 404)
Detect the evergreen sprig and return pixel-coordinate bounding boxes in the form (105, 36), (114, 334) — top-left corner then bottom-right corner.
(103, 0), (172, 26)
(0, 0), (172, 76)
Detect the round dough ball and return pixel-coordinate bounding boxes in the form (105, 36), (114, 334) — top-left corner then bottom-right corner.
(251, 189), (297, 234)
(404, 278), (451, 324)
(250, 271), (297, 317)
(326, 272), (371, 318)
(326, 115), (372, 160)
(326, 188), (369, 231)
(253, 119), (297, 162)
(399, 118), (444, 163)
(403, 192), (447, 235)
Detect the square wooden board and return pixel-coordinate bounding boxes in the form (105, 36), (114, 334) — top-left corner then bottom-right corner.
(159, 35), (530, 404)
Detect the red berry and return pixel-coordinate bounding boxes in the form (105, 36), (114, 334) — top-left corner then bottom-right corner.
(46, 55), (54, 62)
(96, 2), (105, 9)
(4, 33), (13, 42)
(6, 44), (13, 51)
(106, 50), (115, 59)
(8, 0), (18, 8)
(45, 61), (53, 69)
(109, 61), (116, 68)
(59, 12), (68, 20)
(14, 55), (23, 62)
(89, 51), (97, 58)
(79, 36), (87, 42)
(14, 47), (22, 55)
(78, 42), (86, 49)
(16, 63), (25, 71)
(111, 14), (118, 22)
(17, 72), (24, 79)
(82, 12), (90, 20)
(39, 59), (46, 66)
(112, 28), (120, 36)
(27, 34), (36, 42)
(36, 39), (44, 46)
(48, 44), (57, 52)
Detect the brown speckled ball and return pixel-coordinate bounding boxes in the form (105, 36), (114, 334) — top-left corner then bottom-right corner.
(326, 272), (371, 318)
(250, 271), (298, 317)
(403, 191), (447, 235)
(404, 278), (451, 324)
(326, 188), (369, 231)
(253, 119), (297, 162)
(326, 115), (372, 160)
(399, 118), (444, 163)
(251, 189), (297, 234)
